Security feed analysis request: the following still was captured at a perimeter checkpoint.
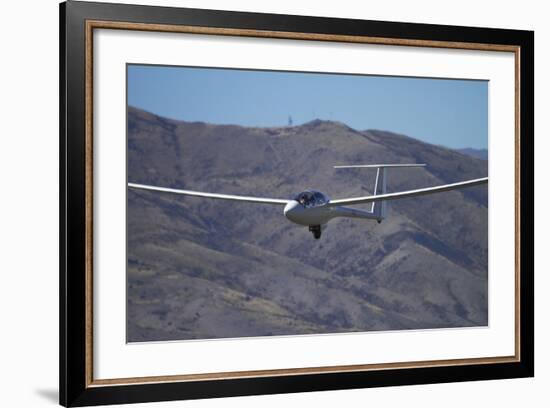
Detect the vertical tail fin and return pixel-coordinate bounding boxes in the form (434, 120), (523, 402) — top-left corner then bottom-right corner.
(334, 164), (426, 223)
(372, 167), (387, 221)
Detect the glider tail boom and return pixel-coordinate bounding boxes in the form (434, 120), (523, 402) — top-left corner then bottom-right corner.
(334, 164), (427, 222)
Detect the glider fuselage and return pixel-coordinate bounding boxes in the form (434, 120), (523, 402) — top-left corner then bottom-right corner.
(283, 190), (380, 227)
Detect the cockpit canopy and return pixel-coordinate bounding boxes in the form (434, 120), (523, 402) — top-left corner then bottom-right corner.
(293, 190), (330, 208)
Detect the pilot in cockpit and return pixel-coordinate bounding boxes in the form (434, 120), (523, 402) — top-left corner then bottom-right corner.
(297, 192), (322, 208)
(299, 193), (312, 207)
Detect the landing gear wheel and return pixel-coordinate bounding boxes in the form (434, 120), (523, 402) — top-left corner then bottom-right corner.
(309, 225), (322, 240)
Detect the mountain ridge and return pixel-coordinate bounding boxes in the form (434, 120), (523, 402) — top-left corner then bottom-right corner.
(456, 147), (488, 160)
(127, 106), (488, 342)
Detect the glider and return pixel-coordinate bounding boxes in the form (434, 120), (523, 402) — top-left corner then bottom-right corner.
(128, 164), (488, 239)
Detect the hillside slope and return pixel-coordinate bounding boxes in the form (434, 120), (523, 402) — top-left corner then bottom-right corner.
(127, 107), (488, 342)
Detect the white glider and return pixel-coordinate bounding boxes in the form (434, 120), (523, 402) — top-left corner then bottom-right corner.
(128, 164), (488, 239)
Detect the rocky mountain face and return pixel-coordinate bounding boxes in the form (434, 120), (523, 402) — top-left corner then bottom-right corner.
(126, 106), (488, 342)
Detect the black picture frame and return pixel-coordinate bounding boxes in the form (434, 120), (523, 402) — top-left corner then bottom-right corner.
(60, 1), (534, 406)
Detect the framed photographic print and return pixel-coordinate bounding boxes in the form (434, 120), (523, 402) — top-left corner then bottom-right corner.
(59, 1), (534, 406)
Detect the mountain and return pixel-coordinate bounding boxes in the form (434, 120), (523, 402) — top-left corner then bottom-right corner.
(127, 106), (488, 342)
(456, 148), (488, 160)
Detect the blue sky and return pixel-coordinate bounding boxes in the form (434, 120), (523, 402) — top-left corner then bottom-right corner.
(128, 64), (488, 149)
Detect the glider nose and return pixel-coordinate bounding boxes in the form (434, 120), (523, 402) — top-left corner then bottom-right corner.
(284, 200), (302, 223)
